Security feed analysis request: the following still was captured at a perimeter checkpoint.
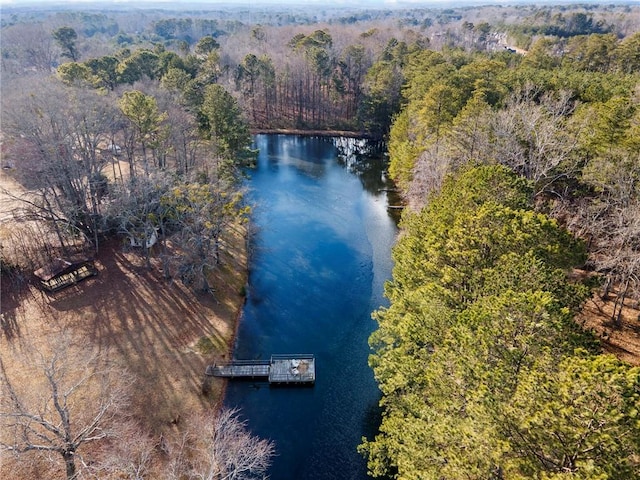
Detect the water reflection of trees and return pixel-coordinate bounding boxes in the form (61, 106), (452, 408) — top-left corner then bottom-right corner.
(332, 137), (389, 194)
(332, 137), (402, 221)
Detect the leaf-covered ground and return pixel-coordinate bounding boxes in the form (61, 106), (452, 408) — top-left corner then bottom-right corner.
(577, 290), (640, 366)
(1, 172), (247, 478)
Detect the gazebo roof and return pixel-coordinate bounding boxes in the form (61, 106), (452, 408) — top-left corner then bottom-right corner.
(34, 258), (77, 281)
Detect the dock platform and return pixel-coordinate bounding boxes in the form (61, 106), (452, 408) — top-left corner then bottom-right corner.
(206, 354), (315, 385)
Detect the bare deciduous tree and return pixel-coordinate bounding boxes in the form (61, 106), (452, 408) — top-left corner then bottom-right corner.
(94, 421), (157, 480)
(0, 23), (56, 74)
(0, 334), (133, 480)
(161, 180), (247, 292)
(168, 408), (275, 480)
(493, 87), (580, 194)
(576, 196), (640, 324)
(3, 78), (121, 252)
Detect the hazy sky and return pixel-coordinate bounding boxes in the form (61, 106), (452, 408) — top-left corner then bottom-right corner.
(0, 0), (398, 4)
(0, 0), (476, 7)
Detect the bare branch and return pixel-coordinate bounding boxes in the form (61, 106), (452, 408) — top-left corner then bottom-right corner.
(169, 407), (275, 480)
(0, 332), (133, 480)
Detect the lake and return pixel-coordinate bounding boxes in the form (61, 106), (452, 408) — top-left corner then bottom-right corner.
(224, 134), (398, 479)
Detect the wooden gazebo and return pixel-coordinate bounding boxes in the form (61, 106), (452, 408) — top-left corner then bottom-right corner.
(33, 258), (98, 292)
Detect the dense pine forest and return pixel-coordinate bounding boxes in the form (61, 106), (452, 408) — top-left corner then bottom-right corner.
(1, 2), (640, 479)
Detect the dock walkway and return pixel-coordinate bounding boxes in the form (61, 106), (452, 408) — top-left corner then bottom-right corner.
(206, 354), (315, 385)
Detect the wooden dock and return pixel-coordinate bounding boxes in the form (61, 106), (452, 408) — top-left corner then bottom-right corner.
(206, 354), (315, 385)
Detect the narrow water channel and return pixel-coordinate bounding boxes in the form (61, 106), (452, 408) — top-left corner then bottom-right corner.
(224, 134), (398, 479)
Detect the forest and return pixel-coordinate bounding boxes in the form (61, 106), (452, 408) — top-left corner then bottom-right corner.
(1, 2), (639, 479)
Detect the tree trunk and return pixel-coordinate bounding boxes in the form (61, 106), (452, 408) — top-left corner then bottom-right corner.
(613, 277), (630, 327)
(200, 264), (211, 293)
(601, 275), (612, 300)
(63, 450), (77, 480)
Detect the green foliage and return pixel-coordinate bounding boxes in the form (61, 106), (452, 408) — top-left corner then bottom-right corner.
(574, 95), (635, 157)
(117, 49), (160, 84)
(359, 59), (403, 138)
(118, 90), (168, 176)
(57, 44), (206, 93)
(119, 90), (166, 143)
(362, 164), (638, 479)
(153, 18), (194, 40)
(289, 29), (333, 51)
(387, 110), (417, 189)
(562, 34), (618, 73)
(506, 11), (612, 40)
(161, 67), (193, 93)
(194, 50), (222, 85)
(52, 26), (79, 62)
(504, 354), (640, 479)
(196, 336), (215, 354)
(56, 62), (92, 86)
(157, 50), (187, 77)
(85, 56), (120, 90)
(390, 166), (584, 307)
(444, 90), (494, 164)
(387, 34), (640, 212)
(195, 35), (220, 56)
(617, 32), (640, 74)
(235, 53), (260, 93)
(387, 50), (510, 191)
(288, 30), (334, 81)
(200, 84), (251, 167)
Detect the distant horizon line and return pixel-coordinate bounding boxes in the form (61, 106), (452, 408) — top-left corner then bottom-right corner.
(3, 0), (638, 8)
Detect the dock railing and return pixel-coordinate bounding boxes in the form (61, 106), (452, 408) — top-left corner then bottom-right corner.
(206, 359), (270, 379)
(214, 359), (270, 367)
(270, 353), (315, 362)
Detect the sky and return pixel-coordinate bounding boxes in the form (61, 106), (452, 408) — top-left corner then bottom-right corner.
(0, 0), (389, 5)
(0, 0), (624, 10)
(0, 0), (525, 7)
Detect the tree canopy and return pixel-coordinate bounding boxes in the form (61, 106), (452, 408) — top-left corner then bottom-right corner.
(362, 165), (639, 479)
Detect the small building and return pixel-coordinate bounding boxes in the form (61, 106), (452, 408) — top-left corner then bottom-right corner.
(33, 258), (98, 292)
(128, 228), (158, 248)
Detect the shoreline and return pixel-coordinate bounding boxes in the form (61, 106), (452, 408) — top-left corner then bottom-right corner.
(215, 290), (247, 407)
(211, 223), (249, 408)
(251, 128), (373, 139)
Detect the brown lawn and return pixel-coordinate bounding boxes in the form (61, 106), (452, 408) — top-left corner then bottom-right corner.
(0, 171), (247, 478)
(0, 235), (246, 425)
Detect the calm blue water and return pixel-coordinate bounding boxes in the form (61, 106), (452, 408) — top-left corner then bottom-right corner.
(224, 134), (397, 480)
